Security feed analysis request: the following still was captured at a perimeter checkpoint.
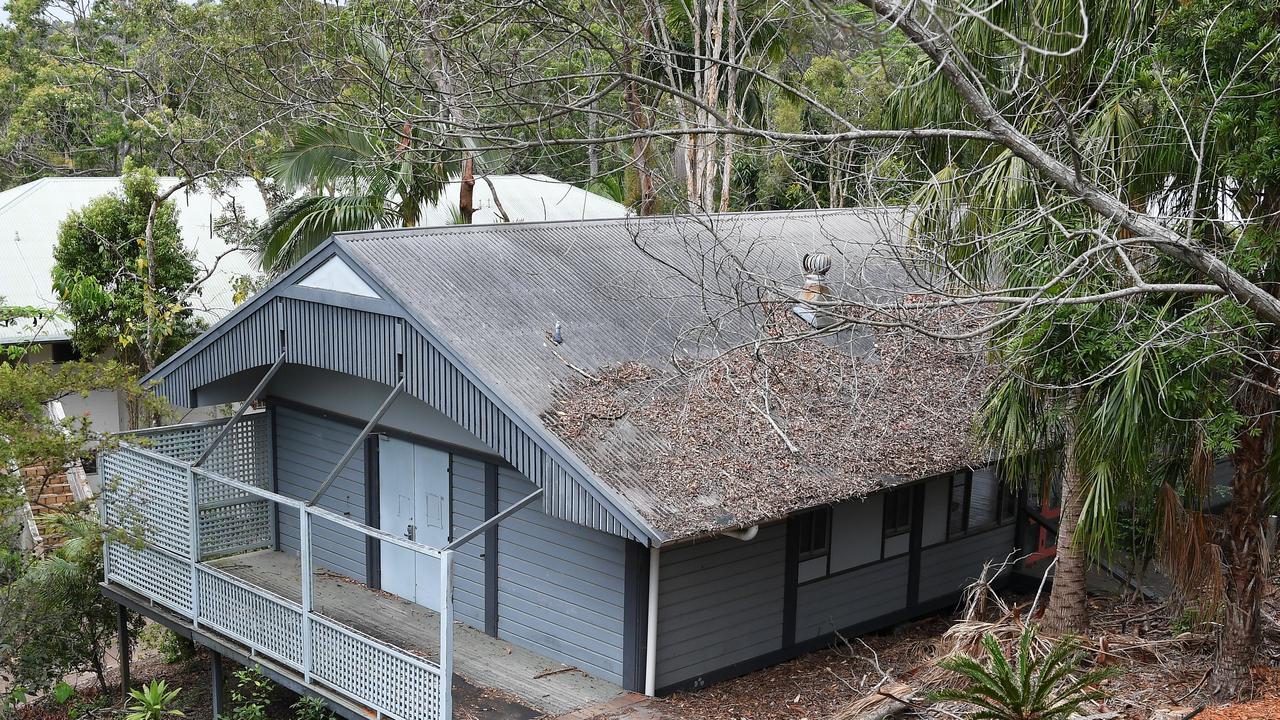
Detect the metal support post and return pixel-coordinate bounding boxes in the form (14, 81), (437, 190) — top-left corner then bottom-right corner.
(117, 604), (131, 696)
(211, 651), (225, 717)
(300, 507), (313, 683)
(439, 550), (455, 720)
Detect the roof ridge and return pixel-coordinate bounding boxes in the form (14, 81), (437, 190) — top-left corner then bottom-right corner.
(335, 206), (905, 242)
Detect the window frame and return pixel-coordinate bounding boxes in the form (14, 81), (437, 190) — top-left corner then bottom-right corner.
(946, 465), (1021, 540)
(796, 506), (832, 562)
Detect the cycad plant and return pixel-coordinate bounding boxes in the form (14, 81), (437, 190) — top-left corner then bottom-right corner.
(931, 625), (1114, 720)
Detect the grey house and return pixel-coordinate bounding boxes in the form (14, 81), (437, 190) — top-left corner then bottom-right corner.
(99, 210), (1022, 720)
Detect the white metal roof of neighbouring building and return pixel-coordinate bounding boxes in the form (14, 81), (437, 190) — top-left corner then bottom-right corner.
(0, 174), (627, 345)
(0, 176), (267, 344)
(420, 174), (629, 225)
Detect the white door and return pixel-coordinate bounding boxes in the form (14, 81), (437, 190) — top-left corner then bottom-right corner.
(378, 436), (450, 610)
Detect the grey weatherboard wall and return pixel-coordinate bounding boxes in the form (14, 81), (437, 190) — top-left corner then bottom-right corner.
(919, 526), (1016, 602)
(795, 557), (909, 642)
(655, 523), (787, 690)
(451, 456), (488, 630)
(653, 477), (1020, 693)
(272, 405), (368, 581)
(497, 468), (627, 685)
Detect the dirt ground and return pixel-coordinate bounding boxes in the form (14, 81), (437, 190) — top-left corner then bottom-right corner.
(17, 574), (1280, 720)
(659, 573), (1280, 720)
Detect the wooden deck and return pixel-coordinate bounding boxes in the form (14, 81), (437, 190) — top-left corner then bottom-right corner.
(209, 550), (625, 716)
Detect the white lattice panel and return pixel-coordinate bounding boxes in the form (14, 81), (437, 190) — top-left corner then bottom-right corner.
(198, 501), (272, 559)
(106, 543), (194, 617)
(100, 449), (191, 556)
(310, 617), (444, 720)
(197, 567), (304, 666)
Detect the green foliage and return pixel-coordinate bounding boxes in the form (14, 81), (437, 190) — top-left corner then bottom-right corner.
(931, 625), (1115, 720)
(224, 666), (274, 720)
(125, 680), (186, 720)
(50, 161), (200, 364)
(0, 512), (145, 695)
(253, 95), (456, 272)
(51, 680), (75, 704)
(139, 625), (198, 665)
(290, 696), (337, 720)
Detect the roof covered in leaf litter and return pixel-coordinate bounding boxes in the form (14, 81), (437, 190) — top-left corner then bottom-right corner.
(337, 209), (997, 541)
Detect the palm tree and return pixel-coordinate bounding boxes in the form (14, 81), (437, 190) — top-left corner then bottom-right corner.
(253, 123), (455, 272)
(887, 0), (1196, 636)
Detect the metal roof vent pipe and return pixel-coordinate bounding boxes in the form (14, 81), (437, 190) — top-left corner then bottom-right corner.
(792, 252), (837, 329)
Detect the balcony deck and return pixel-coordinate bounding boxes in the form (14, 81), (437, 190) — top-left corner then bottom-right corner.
(210, 549), (624, 716)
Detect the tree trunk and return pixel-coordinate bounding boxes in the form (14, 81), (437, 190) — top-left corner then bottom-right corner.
(1042, 412), (1089, 634)
(458, 155), (475, 224)
(1213, 374), (1273, 697)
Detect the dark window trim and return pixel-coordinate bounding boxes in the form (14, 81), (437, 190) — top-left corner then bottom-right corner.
(622, 541), (650, 692)
(364, 435), (381, 590)
(783, 516), (800, 647)
(921, 522), (1017, 553)
(881, 487), (913, 562)
(796, 506), (832, 562)
(794, 549), (911, 588)
(484, 462), (499, 637)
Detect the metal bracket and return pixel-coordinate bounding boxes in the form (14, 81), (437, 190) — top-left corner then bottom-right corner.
(306, 378), (405, 506)
(194, 350), (287, 467)
(444, 488), (544, 551)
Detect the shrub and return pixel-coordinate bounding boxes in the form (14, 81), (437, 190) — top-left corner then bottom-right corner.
(225, 666), (274, 720)
(139, 625), (197, 665)
(291, 695), (337, 720)
(930, 624), (1114, 720)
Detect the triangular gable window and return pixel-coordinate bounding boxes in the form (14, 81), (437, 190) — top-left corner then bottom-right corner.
(295, 255), (381, 298)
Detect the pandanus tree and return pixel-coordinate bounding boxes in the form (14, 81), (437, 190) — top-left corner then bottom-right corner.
(891, 0), (1280, 694)
(253, 122), (455, 272)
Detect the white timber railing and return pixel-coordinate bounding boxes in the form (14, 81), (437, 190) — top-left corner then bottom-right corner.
(100, 414), (454, 720)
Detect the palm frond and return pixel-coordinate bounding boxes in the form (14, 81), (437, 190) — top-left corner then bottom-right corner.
(253, 194), (398, 272)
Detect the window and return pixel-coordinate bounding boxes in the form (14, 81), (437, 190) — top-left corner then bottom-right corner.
(797, 507), (831, 560)
(882, 488), (913, 538)
(796, 507), (832, 583)
(51, 341), (80, 363)
(948, 470), (972, 537)
(950, 466), (1019, 538)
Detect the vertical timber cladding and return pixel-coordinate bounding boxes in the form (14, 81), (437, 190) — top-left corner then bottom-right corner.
(157, 291), (645, 543)
(655, 524), (788, 690)
(273, 405), (368, 581)
(496, 468), (628, 685)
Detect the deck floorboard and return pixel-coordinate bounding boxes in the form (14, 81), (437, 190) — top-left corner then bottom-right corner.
(209, 549), (625, 715)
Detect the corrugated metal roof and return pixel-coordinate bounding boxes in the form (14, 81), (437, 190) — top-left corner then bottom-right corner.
(331, 210), (988, 539)
(339, 210), (912, 416)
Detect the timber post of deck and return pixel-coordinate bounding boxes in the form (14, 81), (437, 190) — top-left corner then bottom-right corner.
(116, 603), (130, 697)
(211, 650), (225, 717)
(439, 549), (454, 720)
(299, 506), (313, 683)
(187, 467), (201, 629)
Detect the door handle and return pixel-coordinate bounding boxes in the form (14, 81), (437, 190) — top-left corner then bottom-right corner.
(405, 524), (416, 541)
